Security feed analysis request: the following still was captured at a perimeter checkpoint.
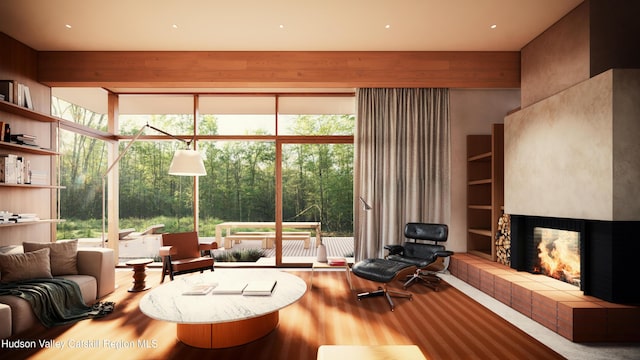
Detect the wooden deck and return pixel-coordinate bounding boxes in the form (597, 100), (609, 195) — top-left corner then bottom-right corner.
(113, 236), (354, 264)
(214, 236), (354, 258)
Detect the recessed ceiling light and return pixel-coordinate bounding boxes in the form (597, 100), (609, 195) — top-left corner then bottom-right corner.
(279, 24), (285, 29)
(65, 24), (72, 29)
(385, 24), (391, 29)
(172, 24), (179, 29)
(490, 24), (497, 29)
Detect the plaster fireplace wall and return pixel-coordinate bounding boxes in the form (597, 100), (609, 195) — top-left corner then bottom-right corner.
(505, 69), (640, 221)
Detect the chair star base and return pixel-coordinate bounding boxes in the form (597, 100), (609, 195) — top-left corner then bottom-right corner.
(357, 285), (413, 311)
(403, 270), (443, 290)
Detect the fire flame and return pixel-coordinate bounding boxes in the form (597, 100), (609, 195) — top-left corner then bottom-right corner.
(536, 228), (580, 286)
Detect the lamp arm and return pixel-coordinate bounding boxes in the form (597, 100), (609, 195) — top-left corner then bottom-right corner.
(102, 124), (147, 180)
(359, 196), (372, 210)
(146, 124), (192, 147)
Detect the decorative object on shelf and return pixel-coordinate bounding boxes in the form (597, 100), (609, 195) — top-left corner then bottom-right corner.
(2, 122), (10, 142)
(316, 238), (327, 262)
(101, 123), (207, 247)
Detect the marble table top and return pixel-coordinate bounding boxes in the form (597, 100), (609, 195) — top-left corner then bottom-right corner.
(139, 269), (307, 324)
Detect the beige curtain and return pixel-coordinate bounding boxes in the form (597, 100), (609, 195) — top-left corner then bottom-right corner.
(354, 88), (450, 260)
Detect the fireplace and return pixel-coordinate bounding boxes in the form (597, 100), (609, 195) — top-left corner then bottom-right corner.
(510, 215), (640, 304)
(533, 227), (581, 287)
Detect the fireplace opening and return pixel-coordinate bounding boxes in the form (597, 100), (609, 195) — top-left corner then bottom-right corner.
(533, 227), (580, 287)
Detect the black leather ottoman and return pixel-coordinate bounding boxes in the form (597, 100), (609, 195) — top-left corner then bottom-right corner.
(352, 258), (416, 311)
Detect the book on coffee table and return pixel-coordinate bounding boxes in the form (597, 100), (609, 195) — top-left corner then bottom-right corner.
(182, 283), (217, 295)
(210, 281), (247, 294)
(242, 280), (277, 296)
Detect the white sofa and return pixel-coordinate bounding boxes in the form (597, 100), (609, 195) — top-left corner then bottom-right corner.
(0, 242), (115, 338)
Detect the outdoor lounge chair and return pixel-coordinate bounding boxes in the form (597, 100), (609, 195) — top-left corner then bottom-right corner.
(159, 231), (217, 283)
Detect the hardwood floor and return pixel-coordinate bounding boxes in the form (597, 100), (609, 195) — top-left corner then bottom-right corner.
(3, 269), (564, 360)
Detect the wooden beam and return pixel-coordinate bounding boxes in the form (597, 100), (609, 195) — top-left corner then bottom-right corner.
(37, 51), (520, 89)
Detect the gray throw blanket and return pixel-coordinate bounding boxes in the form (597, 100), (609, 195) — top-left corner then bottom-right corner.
(0, 278), (111, 327)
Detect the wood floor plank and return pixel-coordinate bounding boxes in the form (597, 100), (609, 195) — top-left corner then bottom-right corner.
(3, 269), (565, 360)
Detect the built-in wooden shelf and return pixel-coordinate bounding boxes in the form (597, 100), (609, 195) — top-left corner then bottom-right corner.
(0, 100), (59, 123)
(0, 183), (64, 189)
(0, 219), (64, 228)
(468, 228), (492, 237)
(468, 179), (492, 186)
(467, 152), (492, 161)
(0, 141), (59, 155)
(468, 205), (492, 210)
(466, 124), (504, 262)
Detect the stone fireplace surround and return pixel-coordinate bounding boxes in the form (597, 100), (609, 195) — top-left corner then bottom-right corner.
(510, 215), (640, 304)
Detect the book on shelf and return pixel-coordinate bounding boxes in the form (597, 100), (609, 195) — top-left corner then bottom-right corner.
(327, 257), (347, 266)
(29, 170), (48, 185)
(11, 134), (38, 147)
(15, 213), (39, 223)
(182, 283), (218, 296)
(23, 85), (33, 110)
(0, 154), (18, 184)
(242, 280), (277, 296)
(210, 281), (247, 294)
(0, 80), (14, 103)
(0, 211), (17, 224)
(16, 83), (23, 108)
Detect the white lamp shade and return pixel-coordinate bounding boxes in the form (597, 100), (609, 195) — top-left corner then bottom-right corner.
(168, 149), (207, 176)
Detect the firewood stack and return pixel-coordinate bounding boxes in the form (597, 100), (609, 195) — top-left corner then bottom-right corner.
(495, 213), (511, 266)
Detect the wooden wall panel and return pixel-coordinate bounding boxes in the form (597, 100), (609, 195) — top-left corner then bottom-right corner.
(37, 51), (520, 89)
(0, 33), (51, 113)
(520, 2), (589, 108)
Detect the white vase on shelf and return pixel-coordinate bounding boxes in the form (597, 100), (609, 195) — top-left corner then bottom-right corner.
(317, 241), (327, 263)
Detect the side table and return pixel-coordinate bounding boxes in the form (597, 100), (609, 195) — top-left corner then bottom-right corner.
(311, 258), (353, 290)
(125, 258), (153, 292)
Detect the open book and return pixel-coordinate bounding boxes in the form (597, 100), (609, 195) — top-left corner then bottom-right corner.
(182, 283), (217, 295)
(242, 280), (277, 296)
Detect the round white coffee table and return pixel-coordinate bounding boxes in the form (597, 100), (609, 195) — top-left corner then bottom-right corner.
(139, 269), (306, 348)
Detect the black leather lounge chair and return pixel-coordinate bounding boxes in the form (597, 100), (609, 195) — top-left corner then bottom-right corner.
(385, 222), (453, 290)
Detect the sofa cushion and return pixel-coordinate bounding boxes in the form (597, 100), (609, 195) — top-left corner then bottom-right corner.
(0, 303), (11, 339)
(0, 294), (38, 335)
(0, 248), (53, 283)
(23, 240), (78, 276)
(57, 275), (97, 304)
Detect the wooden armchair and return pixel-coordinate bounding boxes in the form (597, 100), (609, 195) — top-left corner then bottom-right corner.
(159, 231), (217, 283)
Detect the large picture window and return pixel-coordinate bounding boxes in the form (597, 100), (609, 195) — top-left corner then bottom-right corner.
(55, 91), (354, 265)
